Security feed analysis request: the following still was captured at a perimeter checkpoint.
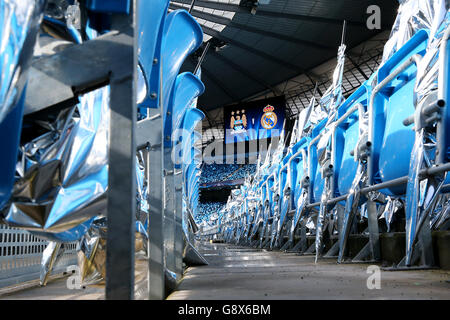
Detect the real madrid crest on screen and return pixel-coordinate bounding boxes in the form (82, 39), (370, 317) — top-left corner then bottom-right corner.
(261, 105), (277, 130)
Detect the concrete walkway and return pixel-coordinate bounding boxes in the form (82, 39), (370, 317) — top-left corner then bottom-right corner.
(167, 242), (450, 300)
(0, 256), (149, 300)
(0, 275), (104, 300)
(1, 241), (449, 300)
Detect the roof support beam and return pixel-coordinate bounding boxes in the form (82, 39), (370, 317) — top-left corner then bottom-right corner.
(347, 54), (370, 80)
(170, 0), (389, 29)
(201, 25), (320, 80)
(199, 62), (240, 102)
(210, 51), (281, 96)
(169, 3), (333, 51)
(171, 0), (248, 13)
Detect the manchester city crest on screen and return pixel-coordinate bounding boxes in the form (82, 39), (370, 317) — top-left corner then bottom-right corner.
(225, 96), (285, 143)
(230, 109), (248, 133)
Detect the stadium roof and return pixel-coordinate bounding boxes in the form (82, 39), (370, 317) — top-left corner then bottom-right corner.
(173, 0), (398, 111)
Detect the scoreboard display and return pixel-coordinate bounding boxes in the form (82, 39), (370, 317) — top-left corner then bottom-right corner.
(224, 96), (286, 144)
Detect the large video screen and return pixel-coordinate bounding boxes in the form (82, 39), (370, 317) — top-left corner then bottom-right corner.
(224, 96), (285, 144)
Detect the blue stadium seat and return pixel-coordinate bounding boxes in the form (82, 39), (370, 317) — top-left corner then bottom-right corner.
(275, 145), (304, 242)
(277, 163), (290, 230)
(267, 173), (276, 219)
(291, 138), (310, 208)
(137, 0), (169, 110)
(308, 118), (330, 203)
(369, 30), (429, 195)
(333, 78), (374, 197)
(288, 138), (310, 234)
(161, 10), (203, 131)
(443, 25), (450, 164)
(172, 72), (205, 132)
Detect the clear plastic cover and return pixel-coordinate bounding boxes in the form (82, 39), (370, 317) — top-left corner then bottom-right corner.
(382, 0), (449, 64)
(0, 0), (45, 123)
(4, 86), (110, 234)
(415, 8), (450, 104)
(405, 129), (446, 265)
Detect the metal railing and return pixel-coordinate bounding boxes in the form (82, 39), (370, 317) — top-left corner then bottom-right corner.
(0, 225), (77, 289)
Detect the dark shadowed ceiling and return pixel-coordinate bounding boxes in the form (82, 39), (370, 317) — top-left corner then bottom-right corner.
(173, 0), (398, 111)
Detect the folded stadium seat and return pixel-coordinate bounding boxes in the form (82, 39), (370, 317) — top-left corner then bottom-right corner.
(274, 148), (301, 246)
(183, 130), (204, 199)
(280, 138), (308, 213)
(328, 76), (379, 261)
(250, 179), (265, 242)
(137, 0), (170, 110)
(193, 129), (203, 159)
(277, 161), (290, 228)
(187, 167), (201, 203)
(240, 195), (249, 243)
(443, 26), (450, 166)
(267, 171), (281, 248)
(284, 139), (304, 206)
(171, 73), (205, 134)
(291, 138), (311, 209)
(166, 72), (204, 153)
(309, 118), (330, 204)
(189, 191), (199, 217)
(160, 10), (203, 226)
(178, 107), (205, 170)
(435, 22), (450, 191)
(245, 201), (254, 242)
(161, 10), (203, 130)
(184, 163), (194, 197)
(333, 76), (375, 198)
(259, 178), (270, 246)
(235, 209), (243, 244)
(286, 137), (311, 243)
(188, 165), (202, 202)
(369, 30), (429, 195)
(267, 173), (276, 218)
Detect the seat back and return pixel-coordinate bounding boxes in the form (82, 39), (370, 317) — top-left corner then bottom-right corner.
(172, 72), (205, 132)
(441, 24), (450, 163)
(178, 107), (205, 169)
(309, 118), (329, 203)
(137, 0), (169, 111)
(161, 10), (203, 129)
(291, 138), (310, 208)
(333, 80), (372, 196)
(371, 30), (429, 195)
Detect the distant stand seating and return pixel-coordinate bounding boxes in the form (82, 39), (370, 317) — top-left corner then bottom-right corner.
(200, 164), (257, 184)
(196, 201), (225, 224)
(228, 164), (257, 181)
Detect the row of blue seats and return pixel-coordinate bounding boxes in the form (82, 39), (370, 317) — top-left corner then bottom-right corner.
(217, 24), (450, 265)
